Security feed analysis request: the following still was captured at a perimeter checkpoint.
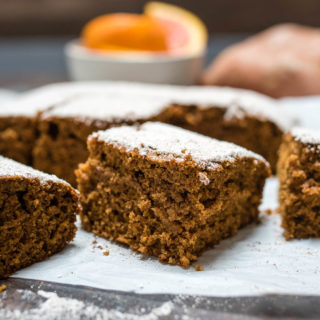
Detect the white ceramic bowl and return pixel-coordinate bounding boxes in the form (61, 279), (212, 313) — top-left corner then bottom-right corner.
(65, 40), (204, 85)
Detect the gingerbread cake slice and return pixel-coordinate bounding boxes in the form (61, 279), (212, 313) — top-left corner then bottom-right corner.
(277, 127), (320, 239)
(0, 156), (79, 278)
(76, 122), (270, 267)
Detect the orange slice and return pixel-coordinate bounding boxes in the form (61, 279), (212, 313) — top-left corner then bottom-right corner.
(144, 2), (208, 55)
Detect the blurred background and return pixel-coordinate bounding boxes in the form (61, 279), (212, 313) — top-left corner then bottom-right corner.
(1, 0), (320, 89)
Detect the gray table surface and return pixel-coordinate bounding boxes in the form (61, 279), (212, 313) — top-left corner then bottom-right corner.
(1, 278), (320, 319)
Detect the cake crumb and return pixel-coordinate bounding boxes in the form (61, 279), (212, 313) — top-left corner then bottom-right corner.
(98, 245), (103, 250)
(195, 265), (203, 271)
(264, 208), (278, 215)
(264, 209), (272, 215)
(103, 251), (109, 256)
(0, 284), (6, 293)
(92, 240), (97, 245)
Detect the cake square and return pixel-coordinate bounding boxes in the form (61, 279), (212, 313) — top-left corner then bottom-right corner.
(76, 122), (270, 267)
(277, 127), (320, 239)
(0, 156), (79, 277)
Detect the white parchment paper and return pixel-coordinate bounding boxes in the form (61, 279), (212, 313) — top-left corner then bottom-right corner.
(5, 93), (320, 297)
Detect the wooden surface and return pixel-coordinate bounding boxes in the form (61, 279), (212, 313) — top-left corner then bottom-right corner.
(0, 0), (320, 35)
(1, 278), (320, 319)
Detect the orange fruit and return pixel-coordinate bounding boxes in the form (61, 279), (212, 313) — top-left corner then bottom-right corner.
(82, 13), (168, 52)
(81, 2), (208, 56)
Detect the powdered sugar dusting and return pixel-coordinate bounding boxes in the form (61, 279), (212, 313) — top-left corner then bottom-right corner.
(291, 127), (320, 145)
(0, 289), (174, 320)
(171, 86), (291, 130)
(0, 155), (70, 186)
(51, 82), (292, 130)
(0, 81), (125, 117)
(1, 81), (293, 132)
(97, 81), (292, 130)
(42, 93), (168, 123)
(92, 122), (267, 170)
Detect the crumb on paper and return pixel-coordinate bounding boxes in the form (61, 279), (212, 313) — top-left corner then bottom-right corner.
(103, 251), (109, 256)
(265, 209), (273, 215)
(195, 265), (203, 271)
(98, 245), (103, 250)
(0, 284), (6, 293)
(264, 208), (279, 215)
(92, 240), (97, 245)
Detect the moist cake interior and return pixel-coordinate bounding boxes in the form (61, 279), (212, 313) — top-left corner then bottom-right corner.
(0, 116), (37, 166)
(277, 128), (320, 239)
(0, 176), (78, 278)
(33, 118), (112, 186)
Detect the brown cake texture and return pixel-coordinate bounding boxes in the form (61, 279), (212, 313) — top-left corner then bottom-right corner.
(202, 23), (320, 98)
(153, 85), (285, 171)
(277, 127), (320, 239)
(0, 156), (79, 278)
(0, 83), (92, 166)
(0, 82), (291, 184)
(30, 82), (290, 185)
(33, 93), (168, 186)
(76, 122), (270, 267)
(101, 82), (293, 172)
(0, 107), (38, 166)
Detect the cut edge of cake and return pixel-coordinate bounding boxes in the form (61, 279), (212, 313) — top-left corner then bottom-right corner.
(277, 126), (320, 239)
(0, 156), (79, 278)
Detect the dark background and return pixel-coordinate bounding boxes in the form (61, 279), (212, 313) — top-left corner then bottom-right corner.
(1, 0), (320, 36)
(0, 0), (319, 89)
